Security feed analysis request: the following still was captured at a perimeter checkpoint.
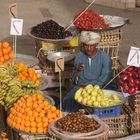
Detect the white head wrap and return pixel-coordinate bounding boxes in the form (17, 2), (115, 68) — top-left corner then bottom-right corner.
(80, 31), (101, 45)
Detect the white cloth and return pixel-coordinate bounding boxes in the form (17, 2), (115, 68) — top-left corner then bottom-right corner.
(80, 31), (101, 45)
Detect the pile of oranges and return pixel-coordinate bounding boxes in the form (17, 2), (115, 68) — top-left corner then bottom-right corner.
(17, 63), (42, 87)
(0, 42), (15, 64)
(7, 94), (63, 134)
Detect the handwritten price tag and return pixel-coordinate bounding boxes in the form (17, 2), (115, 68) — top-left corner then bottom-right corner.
(127, 46), (140, 67)
(10, 18), (23, 36)
(9, 3), (17, 18)
(55, 57), (64, 72)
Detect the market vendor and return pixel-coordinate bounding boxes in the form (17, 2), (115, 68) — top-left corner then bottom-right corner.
(62, 31), (113, 112)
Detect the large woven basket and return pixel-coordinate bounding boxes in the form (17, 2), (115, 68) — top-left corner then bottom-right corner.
(102, 114), (129, 138)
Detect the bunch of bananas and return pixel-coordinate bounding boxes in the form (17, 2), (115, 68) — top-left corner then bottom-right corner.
(0, 63), (38, 111)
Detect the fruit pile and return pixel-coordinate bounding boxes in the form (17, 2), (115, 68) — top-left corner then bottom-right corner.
(119, 66), (140, 95)
(73, 9), (108, 29)
(17, 63), (41, 87)
(31, 20), (72, 39)
(75, 85), (121, 107)
(55, 112), (100, 133)
(7, 94), (63, 134)
(0, 42), (15, 64)
(0, 62), (41, 110)
(0, 64), (23, 110)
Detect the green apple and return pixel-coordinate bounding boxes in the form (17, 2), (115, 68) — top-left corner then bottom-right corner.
(93, 101), (99, 107)
(90, 96), (96, 101)
(93, 85), (100, 90)
(96, 96), (102, 102)
(86, 100), (93, 106)
(97, 89), (103, 95)
(77, 96), (83, 103)
(86, 95), (91, 100)
(85, 84), (93, 90)
(81, 98), (87, 105)
(113, 95), (120, 100)
(75, 91), (82, 100)
(91, 91), (98, 96)
(86, 88), (93, 94)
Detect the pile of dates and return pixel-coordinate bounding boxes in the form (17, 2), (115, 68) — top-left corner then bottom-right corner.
(31, 20), (72, 39)
(55, 112), (100, 133)
(73, 9), (108, 29)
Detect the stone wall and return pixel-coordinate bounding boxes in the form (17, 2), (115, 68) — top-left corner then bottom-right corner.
(85, 0), (136, 9)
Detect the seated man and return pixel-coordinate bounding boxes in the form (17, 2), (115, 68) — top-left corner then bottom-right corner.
(62, 31), (112, 112)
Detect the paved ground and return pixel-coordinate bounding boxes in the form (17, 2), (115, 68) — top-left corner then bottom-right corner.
(0, 0), (140, 66)
(1, 1), (140, 139)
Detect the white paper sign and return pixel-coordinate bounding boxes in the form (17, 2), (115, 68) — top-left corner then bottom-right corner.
(127, 46), (140, 67)
(55, 57), (64, 72)
(10, 18), (23, 35)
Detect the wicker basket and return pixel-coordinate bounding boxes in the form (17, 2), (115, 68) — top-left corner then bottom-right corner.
(128, 94), (140, 113)
(129, 112), (140, 134)
(102, 114), (129, 138)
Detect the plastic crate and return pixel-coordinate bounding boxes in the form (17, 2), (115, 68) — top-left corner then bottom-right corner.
(84, 105), (121, 118)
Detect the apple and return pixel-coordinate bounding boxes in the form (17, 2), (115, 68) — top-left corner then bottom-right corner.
(77, 97), (83, 102)
(94, 85), (100, 90)
(81, 98), (88, 105)
(86, 100), (93, 106)
(93, 101), (99, 107)
(90, 96), (96, 101)
(91, 91), (98, 96)
(86, 88), (93, 94)
(96, 96), (102, 102)
(85, 84), (93, 90)
(86, 95), (91, 100)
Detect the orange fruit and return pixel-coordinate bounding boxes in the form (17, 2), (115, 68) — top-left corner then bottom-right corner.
(25, 121), (30, 127)
(4, 54), (10, 60)
(0, 57), (4, 63)
(30, 116), (35, 122)
(7, 46), (12, 53)
(0, 50), (3, 57)
(2, 42), (10, 48)
(34, 112), (39, 118)
(30, 127), (37, 133)
(36, 117), (42, 123)
(30, 121), (37, 127)
(37, 127), (44, 134)
(25, 127), (30, 132)
(43, 117), (48, 123)
(37, 122), (43, 128)
(43, 122), (48, 128)
(2, 48), (8, 55)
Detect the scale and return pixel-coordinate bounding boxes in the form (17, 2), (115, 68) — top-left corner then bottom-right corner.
(46, 51), (75, 111)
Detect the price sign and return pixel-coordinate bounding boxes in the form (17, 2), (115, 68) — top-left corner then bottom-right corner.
(127, 46), (140, 67)
(55, 57), (64, 72)
(9, 3), (17, 18)
(10, 18), (23, 36)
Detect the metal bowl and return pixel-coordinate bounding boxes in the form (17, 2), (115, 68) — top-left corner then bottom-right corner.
(77, 15), (127, 32)
(10, 53), (39, 67)
(28, 28), (73, 44)
(47, 52), (75, 62)
(77, 89), (126, 109)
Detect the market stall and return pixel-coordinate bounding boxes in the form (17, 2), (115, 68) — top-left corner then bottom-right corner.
(1, 8), (140, 140)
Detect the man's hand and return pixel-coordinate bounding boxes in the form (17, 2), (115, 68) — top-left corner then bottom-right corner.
(77, 63), (84, 71)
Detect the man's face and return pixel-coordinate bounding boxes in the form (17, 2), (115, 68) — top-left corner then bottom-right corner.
(83, 44), (96, 57)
